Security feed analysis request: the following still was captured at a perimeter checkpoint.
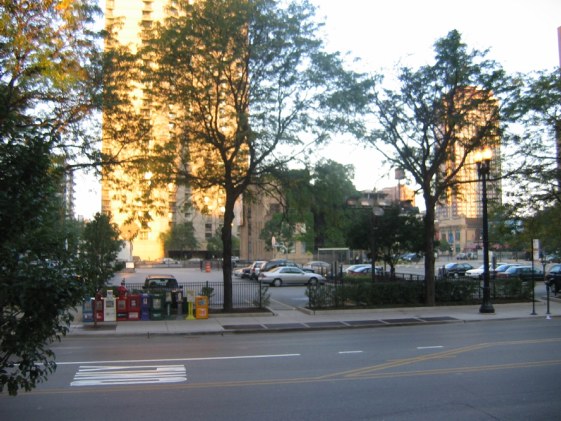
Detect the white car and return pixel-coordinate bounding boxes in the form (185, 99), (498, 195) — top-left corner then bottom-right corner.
(258, 266), (326, 287)
(162, 257), (179, 265)
(466, 263), (509, 279)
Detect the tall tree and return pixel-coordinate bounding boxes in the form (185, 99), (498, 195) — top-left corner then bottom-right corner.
(508, 69), (561, 209)
(131, 0), (365, 310)
(362, 30), (516, 305)
(309, 160), (358, 249)
(160, 222), (199, 258)
(77, 213), (123, 296)
(346, 205), (423, 278)
(0, 0), (101, 395)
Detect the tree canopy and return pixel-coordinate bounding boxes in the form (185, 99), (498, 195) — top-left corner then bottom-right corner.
(361, 30), (517, 305)
(0, 0), (101, 395)
(105, 0), (366, 310)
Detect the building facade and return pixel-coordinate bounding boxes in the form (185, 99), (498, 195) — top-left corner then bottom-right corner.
(435, 89), (502, 255)
(102, 0), (237, 261)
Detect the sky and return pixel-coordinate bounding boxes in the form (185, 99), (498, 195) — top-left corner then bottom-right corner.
(74, 0), (561, 219)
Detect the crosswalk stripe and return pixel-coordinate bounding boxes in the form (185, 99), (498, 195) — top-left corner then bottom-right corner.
(71, 365), (187, 387)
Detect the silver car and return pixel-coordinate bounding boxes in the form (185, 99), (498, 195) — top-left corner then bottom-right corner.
(258, 266), (326, 287)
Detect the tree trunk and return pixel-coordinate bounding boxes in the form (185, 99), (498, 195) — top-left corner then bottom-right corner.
(221, 192), (235, 312)
(423, 201), (436, 306)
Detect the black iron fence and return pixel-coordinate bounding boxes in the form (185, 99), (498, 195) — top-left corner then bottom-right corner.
(121, 281), (264, 310)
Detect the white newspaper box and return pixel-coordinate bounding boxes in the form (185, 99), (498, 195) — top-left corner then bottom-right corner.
(103, 290), (116, 322)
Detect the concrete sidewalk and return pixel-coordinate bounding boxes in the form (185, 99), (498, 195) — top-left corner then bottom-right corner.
(69, 295), (561, 336)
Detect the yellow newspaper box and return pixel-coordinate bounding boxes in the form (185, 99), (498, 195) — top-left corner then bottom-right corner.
(195, 295), (209, 319)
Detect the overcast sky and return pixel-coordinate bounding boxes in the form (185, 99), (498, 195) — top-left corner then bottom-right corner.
(75, 0), (561, 218)
(311, 0), (561, 194)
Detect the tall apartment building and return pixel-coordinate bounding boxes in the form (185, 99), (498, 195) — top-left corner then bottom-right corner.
(102, 0), (233, 261)
(435, 89), (502, 255)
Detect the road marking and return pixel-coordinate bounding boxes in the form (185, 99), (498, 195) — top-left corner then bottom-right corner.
(417, 346), (444, 350)
(57, 353), (300, 366)
(71, 365), (187, 386)
(339, 351), (363, 354)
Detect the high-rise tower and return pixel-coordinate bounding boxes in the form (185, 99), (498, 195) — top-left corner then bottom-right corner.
(102, 0), (229, 261)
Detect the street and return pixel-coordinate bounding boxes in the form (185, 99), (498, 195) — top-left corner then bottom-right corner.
(2, 318), (561, 420)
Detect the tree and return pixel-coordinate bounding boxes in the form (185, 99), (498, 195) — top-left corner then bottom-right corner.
(160, 222), (199, 258)
(507, 69), (561, 209)
(346, 205), (423, 278)
(309, 161), (358, 249)
(77, 213), (123, 296)
(0, 137), (86, 396)
(0, 0), (101, 395)
(130, 0), (364, 310)
(363, 30), (516, 305)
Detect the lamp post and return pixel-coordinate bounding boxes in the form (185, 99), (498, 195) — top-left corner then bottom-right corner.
(474, 147), (495, 314)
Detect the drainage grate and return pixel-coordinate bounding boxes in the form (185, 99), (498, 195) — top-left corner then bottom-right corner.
(222, 324), (265, 330)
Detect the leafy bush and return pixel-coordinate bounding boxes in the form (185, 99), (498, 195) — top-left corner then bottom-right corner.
(307, 278), (529, 309)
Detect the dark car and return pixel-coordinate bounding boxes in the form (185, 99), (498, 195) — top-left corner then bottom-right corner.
(496, 265), (543, 281)
(545, 264), (561, 295)
(439, 262), (474, 278)
(143, 274), (180, 291)
(142, 274), (182, 305)
(400, 252), (421, 262)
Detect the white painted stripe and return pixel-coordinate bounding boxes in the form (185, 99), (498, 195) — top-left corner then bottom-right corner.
(417, 346), (444, 350)
(58, 353), (300, 366)
(338, 351), (363, 354)
(71, 365), (187, 387)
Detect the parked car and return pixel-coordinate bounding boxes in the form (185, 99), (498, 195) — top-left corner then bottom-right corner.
(491, 263), (522, 277)
(545, 263), (561, 295)
(260, 259), (298, 273)
(162, 257), (179, 265)
(466, 263), (508, 279)
(258, 266), (325, 287)
(495, 265), (543, 281)
(302, 261), (331, 273)
(249, 260), (267, 280)
(143, 274), (180, 291)
(439, 262), (474, 278)
(400, 252), (421, 262)
(348, 265), (383, 276)
(345, 264), (370, 273)
(234, 266), (251, 278)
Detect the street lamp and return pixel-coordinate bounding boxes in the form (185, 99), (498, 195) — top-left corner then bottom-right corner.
(474, 147), (495, 314)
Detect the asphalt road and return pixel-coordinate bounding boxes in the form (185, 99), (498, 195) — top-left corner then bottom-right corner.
(2, 318), (561, 420)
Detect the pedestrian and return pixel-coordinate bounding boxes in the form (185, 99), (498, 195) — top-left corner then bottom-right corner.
(117, 279), (128, 298)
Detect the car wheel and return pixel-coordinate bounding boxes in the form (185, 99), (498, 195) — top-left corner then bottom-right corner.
(308, 277), (319, 286)
(273, 279), (282, 287)
(453, 273), (459, 278)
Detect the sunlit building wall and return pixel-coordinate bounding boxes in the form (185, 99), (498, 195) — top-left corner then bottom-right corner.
(436, 88), (502, 255)
(102, 0), (232, 261)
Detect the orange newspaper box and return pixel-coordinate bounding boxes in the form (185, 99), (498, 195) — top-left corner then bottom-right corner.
(195, 295), (209, 319)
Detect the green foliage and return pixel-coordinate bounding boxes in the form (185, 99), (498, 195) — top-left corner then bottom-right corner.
(346, 205), (424, 273)
(254, 284), (271, 308)
(360, 30), (517, 306)
(0, 137), (86, 396)
(160, 222), (199, 254)
(115, 0), (366, 310)
(309, 161), (358, 249)
(307, 278), (530, 309)
(505, 69), (561, 210)
(77, 213), (123, 296)
(0, 0), (101, 396)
